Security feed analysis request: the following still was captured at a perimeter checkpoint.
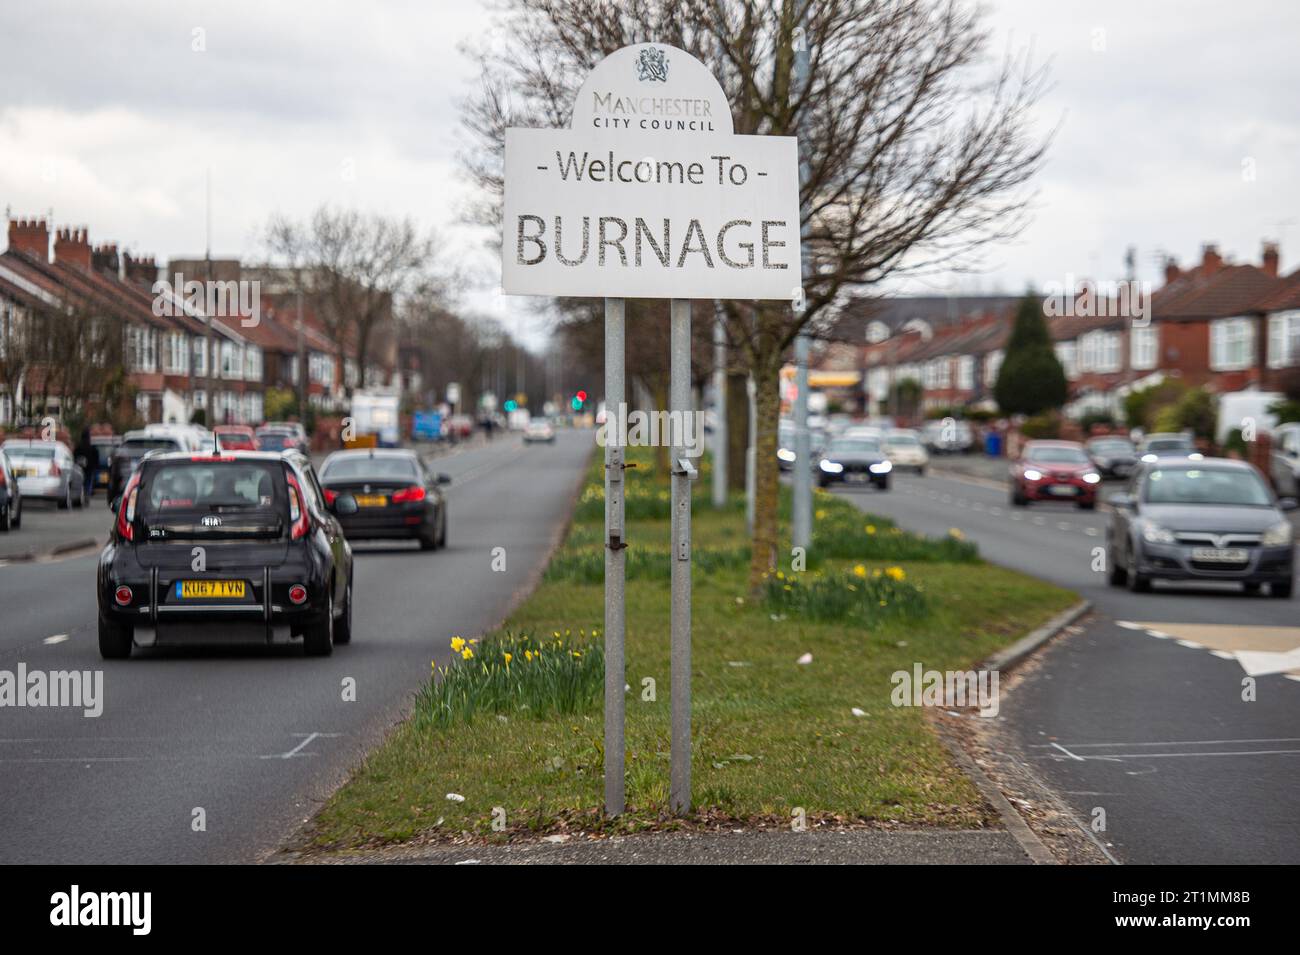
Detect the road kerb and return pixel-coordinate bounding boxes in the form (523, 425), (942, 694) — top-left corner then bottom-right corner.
(981, 599), (1091, 674)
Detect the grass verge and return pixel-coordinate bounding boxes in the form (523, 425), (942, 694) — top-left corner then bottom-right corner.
(301, 446), (1075, 850)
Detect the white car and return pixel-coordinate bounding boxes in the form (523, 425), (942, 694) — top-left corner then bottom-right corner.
(1, 439), (86, 509)
(884, 429), (929, 474)
(523, 418), (556, 443)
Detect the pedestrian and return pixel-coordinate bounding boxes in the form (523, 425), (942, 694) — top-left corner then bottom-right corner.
(75, 427), (98, 498)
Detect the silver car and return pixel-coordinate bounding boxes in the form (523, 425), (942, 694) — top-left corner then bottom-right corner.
(1, 439), (86, 509)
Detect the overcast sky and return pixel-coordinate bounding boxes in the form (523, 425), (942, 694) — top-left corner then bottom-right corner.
(2, 1), (1297, 346)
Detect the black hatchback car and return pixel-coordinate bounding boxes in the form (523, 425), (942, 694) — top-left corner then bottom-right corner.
(816, 436), (893, 490)
(1106, 458), (1296, 597)
(97, 450), (356, 658)
(318, 449), (450, 549)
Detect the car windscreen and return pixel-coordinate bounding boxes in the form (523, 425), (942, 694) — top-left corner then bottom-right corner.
(256, 433), (292, 450)
(139, 461), (285, 516)
(1144, 468), (1271, 507)
(321, 456), (420, 482)
(830, 439), (882, 454)
(1026, 447), (1090, 464)
(1145, 438), (1191, 452)
(1089, 440), (1133, 452)
(886, 435), (920, 446)
(4, 445), (55, 459)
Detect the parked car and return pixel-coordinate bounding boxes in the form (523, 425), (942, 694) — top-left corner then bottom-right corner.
(1136, 432), (1198, 463)
(883, 429), (929, 475)
(921, 418), (975, 454)
(523, 417), (557, 443)
(107, 432), (185, 506)
(214, 425), (258, 451)
(1009, 440), (1101, 509)
(1106, 458), (1295, 597)
(1085, 436), (1138, 480)
(0, 448), (22, 531)
(817, 435), (893, 490)
(1269, 422), (1300, 497)
(97, 449), (354, 658)
(1, 439), (86, 509)
(318, 449), (449, 550)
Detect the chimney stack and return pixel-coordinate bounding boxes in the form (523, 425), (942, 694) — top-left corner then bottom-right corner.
(7, 217), (51, 261)
(1262, 241), (1280, 277)
(54, 226), (92, 271)
(123, 252), (159, 289)
(1163, 257), (1181, 285)
(93, 242), (121, 276)
(1201, 243), (1222, 277)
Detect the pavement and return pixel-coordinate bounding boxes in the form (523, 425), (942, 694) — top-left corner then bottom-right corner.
(0, 429), (591, 864)
(830, 459), (1300, 865)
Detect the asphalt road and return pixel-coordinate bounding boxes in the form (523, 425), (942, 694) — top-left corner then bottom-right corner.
(829, 467), (1300, 864)
(0, 430), (591, 863)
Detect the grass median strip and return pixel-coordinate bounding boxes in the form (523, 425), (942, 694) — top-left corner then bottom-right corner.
(302, 447), (1075, 850)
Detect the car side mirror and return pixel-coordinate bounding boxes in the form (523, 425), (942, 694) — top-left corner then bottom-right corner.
(1107, 493), (1134, 509)
(1279, 497), (1298, 511)
(436, 473), (452, 486)
(334, 493), (359, 516)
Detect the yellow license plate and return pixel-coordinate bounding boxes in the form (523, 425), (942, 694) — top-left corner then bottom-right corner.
(13, 468), (33, 477)
(177, 579), (246, 599)
(355, 494), (388, 507)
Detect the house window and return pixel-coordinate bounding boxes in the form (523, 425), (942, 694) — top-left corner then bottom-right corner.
(192, 338), (207, 376)
(1267, 311), (1300, 369)
(244, 345), (262, 382)
(1055, 342), (1077, 379)
(1131, 325), (1157, 370)
(1210, 317), (1255, 371)
(957, 355), (974, 391)
(984, 349), (1003, 386)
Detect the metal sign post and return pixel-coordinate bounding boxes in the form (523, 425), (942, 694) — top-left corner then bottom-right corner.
(792, 331), (811, 548)
(712, 313), (728, 509)
(500, 42), (801, 820)
(669, 298), (693, 813)
(603, 296), (626, 816)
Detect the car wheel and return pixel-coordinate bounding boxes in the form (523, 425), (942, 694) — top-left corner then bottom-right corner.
(1077, 500), (1096, 510)
(12, 499), (19, 529)
(334, 576), (354, 645)
(1126, 547), (1151, 593)
(303, 587), (334, 656)
(0, 506), (10, 532)
(1107, 551), (1127, 586)
(916, 466), (926, 476)
(97, 615), (133, 660)
(1010, 487), (1026, 507)
(1272, 581), (1293, 599)
(437, 510), (447, 548)
(58, 484), (71, 510)
(74, 484), (85, 509)
(1243, 582), (1262, 594)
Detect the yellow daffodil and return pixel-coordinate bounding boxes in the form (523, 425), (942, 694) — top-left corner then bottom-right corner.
(461, 647), (474, 660)
(865, 524), (877, 535)
(886, 566), (906, 581)
(852, 564), (867, 578)
(503, 652), (513, 664)
(450, 636), (466, 652)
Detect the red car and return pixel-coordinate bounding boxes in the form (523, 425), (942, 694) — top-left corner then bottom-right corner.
(1010, 440), (1102, 509)
(214, 425), (257, 451)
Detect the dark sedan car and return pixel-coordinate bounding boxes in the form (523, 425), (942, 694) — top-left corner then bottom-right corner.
(97, 450), (355, 658)
(1085, 436), (1137, 480)
(1106, 458), (1295, 597)
(817, 436), (892, 490)
(0, 448), (22, 531)
(107, 432), (184, 507)
(318, 449), (450, 550)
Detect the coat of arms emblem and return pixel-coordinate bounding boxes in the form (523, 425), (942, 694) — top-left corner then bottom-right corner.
(636, 47), (668, 82)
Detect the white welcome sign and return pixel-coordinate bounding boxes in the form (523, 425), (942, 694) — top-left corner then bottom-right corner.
(502, 43), (801, 300)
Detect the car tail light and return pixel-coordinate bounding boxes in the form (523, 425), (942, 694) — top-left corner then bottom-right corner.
(114, 585), (133, 606)
(115, 472), (142, 541)
(285, 472), (311, 540)
(288, 584), (308, 605)
(392, 485), (426, 503)
(323, 489), (337, 504)
(50, 461), (62, 477)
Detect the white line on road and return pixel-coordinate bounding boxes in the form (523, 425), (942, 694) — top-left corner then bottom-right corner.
(1050, 742), (1086, 761)
(43, 634), (69, 645)
(1030, 737), (1300, 748)
(260, 732), (342, 760)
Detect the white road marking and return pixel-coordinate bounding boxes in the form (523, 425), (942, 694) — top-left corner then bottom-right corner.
(1030, 737), (1300, 748)
(43, 634), (69, 645)
(1050, 742), (1085, 761)
(1084, 527), (1099, 536)
(1175, 639), (1203, 649)
(260, 732), (342, 760)
(1056, 522), (1072, 531)
(1116, 621), (1144, 630)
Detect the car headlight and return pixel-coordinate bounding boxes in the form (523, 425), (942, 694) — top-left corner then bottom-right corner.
(869, 460), (892, 474)
(1083, 472), (1101, 484)
(1023, 468), (1043, 481)
(1262, 521), (1293, 547)
(777, 448), (796, 462)
(819, 459), (843, 473)
(1142, 522), (1177, 544)
(1141, 453), (1157, 463)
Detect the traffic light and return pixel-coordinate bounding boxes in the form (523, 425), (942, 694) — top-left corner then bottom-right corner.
(570, 396), (583, 411)
(504, 399), (518, 412)
(576, 390), (588, 403)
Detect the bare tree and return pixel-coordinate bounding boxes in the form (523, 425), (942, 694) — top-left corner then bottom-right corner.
(266, 208), (442, 396)
(463, 0), (1051, 589)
